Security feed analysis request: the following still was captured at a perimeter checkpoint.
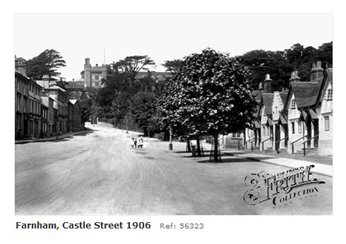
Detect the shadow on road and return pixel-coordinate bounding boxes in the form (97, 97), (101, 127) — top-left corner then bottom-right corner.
(197, 157), (255, 164)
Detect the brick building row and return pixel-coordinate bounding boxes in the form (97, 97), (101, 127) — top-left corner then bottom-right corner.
(15, 58), (84, 140)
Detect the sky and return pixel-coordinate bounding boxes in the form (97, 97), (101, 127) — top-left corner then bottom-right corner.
(14, 13), (332, 81)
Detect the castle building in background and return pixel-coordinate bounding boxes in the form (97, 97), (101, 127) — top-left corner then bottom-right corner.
(81, 58), (107, 88)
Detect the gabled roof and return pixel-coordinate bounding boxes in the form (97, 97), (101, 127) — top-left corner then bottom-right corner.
(69, 99), (77, 105)
(283, 70), (327, 111)
(280, 90), (288, 105)
(316, 68), (333, 105)
(290, 77), (323, 108)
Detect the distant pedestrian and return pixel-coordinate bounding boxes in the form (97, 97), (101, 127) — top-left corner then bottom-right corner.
(134, 137), (137, 148)
(138, 136), (143, 148)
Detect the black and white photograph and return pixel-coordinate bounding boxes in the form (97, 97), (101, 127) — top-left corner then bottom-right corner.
(14, 12), (333, 216)
(3, 0), (345, 243)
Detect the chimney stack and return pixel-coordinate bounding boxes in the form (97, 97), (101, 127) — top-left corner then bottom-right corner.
(258, 82), (263, 91)
(310, 61), (324, 81)
(15, 57), (27, 75)
(264, 74), (272, 93)
(289, 70), (300, 82)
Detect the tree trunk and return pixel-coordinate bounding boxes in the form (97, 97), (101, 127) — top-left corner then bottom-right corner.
(214, 133), (220, 162)
(196, 134), (201, 156)
(186, 137), (191, 152)
(243, 129), (246, 149)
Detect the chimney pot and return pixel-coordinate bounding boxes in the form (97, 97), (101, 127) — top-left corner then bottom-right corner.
(265, 74), (272, 81)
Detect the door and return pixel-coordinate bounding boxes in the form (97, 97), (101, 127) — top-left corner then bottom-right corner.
(306, 118), (312, 147)
(313, 119), (319, 147)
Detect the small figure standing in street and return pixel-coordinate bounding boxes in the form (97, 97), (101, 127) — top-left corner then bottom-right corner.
(133, 137), (137, 149)
(138, 136), (143, 148)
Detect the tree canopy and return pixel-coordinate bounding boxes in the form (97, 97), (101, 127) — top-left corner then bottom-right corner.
(96, 55), (162, 133)
(159, 48), (257, 161)
(238, 41), (333, 90)
(26, 49), (66, 81)
(111, 55), (155, 83)
(162, 59), (183, 74)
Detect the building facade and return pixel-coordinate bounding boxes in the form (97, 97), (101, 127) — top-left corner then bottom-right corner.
(44, 86), (69, 135)
(41, 95), (55, 137)
(82, 58), (107, 88)
(68, 99), (84, 132)
(15, 71), (29, 139)
(15, 59), (43, 139)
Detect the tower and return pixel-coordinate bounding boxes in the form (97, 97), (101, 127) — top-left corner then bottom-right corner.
(84, 58), (92, 87)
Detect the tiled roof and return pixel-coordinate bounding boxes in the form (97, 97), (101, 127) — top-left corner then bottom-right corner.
(262, 93), (274, 115)
(290, 76), (323, 108)
(317, 68), (333, 105)
(45, 85), (67, 92)
(65, 82), (84, 90)
(280, 90), (288, 104)
(15, 70), (31, 81)
(252, 90), (264, 103)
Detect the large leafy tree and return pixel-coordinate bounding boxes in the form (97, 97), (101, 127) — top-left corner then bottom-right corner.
(79, 87), (101, 123)
(162, 59), (183, 74)
(26, 49), (66, 81)
(129, 92), (158, 135)
(239, 50), (292, 91)
(111, 55), (155, 83)
(238, 42), (333, 90)
(97, 55), (157, 130)
(316, 42), (333, 66)
(160, 48), (257, 161)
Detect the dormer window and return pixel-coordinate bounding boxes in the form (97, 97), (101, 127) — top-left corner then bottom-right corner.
(291, 99), (296, 109)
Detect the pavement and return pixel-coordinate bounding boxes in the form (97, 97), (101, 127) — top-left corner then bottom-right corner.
(15, 129), (93, 144)
(223, 150), (332, 177)
(157, 140), (333, 178)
